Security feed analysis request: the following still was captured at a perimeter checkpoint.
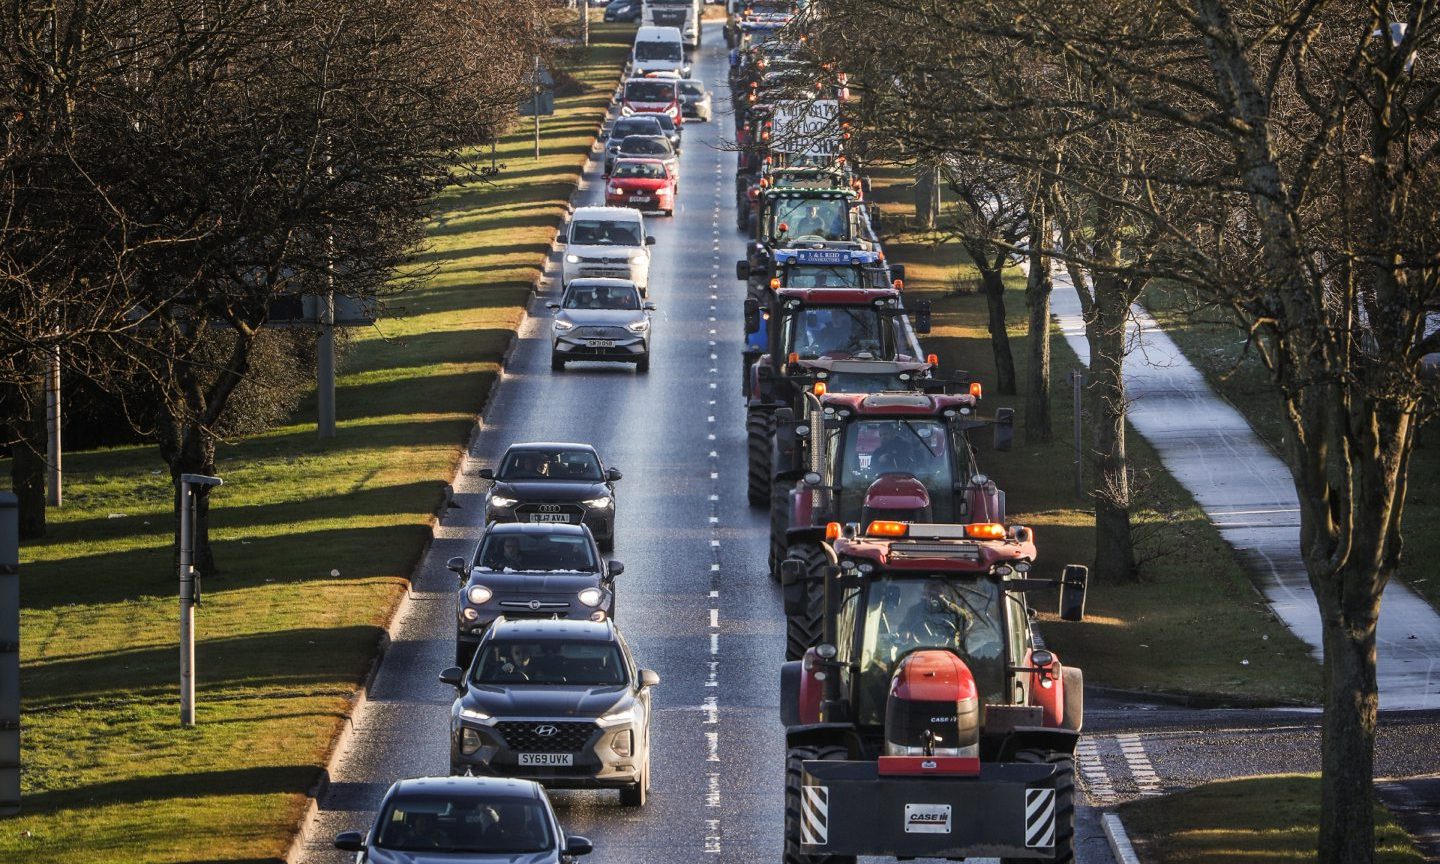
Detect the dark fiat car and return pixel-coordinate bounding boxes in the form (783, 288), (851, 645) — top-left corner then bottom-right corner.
(448, 522), (622, 667)
(480, 442), (622, 550)
(441, 618), (658, 807)
(332, 775), (592, 862)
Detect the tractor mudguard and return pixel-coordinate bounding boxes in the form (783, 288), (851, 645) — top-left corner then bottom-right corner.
(783, 722), (855, 749)
(780, 659), (825, 728)
(995, 727), (1080, 761)
(794, 757), (1062, 859)
(785, 525), (828, 547)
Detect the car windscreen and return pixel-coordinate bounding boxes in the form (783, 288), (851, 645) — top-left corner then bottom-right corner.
(651, 113), (676, 131)
(611, 118), (662, 140)
(569, 219), (642, 246)
(625, 80), (677, 102)
(474, 641), (628, 687)
(620, 136), (670, 155)
(854, 578), (1006, 724)
(634, 41), (683, 62)
(564, 282), (641, 309)
(612, 161), (666, 179)
(375, 794), (555, 855)
(476, 532), (599, 573)
(498, 448), (604, 481)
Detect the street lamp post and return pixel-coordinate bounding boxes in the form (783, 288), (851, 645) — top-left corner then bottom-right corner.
(179, 473), (223, 727)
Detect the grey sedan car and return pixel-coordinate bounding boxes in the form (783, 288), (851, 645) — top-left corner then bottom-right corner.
(679, 78), (712, 121)
(548, 279), (654, 372)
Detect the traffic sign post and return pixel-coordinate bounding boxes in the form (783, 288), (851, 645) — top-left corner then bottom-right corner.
(179, 474), (223, 727)
(0, 493), (20, 815)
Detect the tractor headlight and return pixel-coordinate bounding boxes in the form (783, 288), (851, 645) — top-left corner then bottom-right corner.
(467, 585), (494, 605)
(582, 496), (613, 508)
(488, 494), (519, 508)
(578, 587), (605, 607)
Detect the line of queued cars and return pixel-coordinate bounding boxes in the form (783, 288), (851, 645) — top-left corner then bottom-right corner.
(328, 25), (713, 863)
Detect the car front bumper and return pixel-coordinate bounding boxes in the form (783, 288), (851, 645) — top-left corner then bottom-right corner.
(451, 720), (642, 788)
(486, 501), (615, 540)
(551, 333), (648, 367)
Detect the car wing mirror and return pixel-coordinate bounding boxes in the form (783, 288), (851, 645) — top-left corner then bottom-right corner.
(993, 407), (1015, 452)
(477, 468), (494, 480)
(639, 668), (661, 688)
(605, 467), (623, 482)
(439, 666), (465, 689)
(447, 556), (468, 576)
(646, 235), (657, 246)
(643, 302), (657, 311)
(565, 836), (594, 857)
(333, 831), (365, 852)
(1059, 564), (1088, 622)
(912, 300), (933, 335)
(607, 560), (625, 578)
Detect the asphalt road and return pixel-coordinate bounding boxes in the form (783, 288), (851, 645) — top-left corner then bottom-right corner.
(294, 22), (1440, 864)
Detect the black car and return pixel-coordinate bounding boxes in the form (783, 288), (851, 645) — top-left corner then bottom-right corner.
(448, 522), (621, 666)
(603, 116), (665, 173)
(603, 0), (639, 21)
(679, 78), (713, 121)
(605, 135), (679, 181)
(333, 776), (592, 863)
(480, 442), (621, 549)
(441, 618), (659, 806)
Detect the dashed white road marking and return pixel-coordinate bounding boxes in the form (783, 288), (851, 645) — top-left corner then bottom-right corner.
(1076, 737), (1117, 805)
(1117, 734), (1163, 796)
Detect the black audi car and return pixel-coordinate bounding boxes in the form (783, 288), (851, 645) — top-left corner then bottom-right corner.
(449, 522), (621, 667)
(441, 618), (659, 807)
(480, 442), (621, 550)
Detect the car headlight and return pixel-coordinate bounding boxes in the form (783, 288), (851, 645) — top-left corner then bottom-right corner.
(627, 319), (650, 333)
(620, 105), (634, 116)
(488, 494), (519, 508)
(608, 184), (623, 194)
(460, 727), (482, 755)
(610, 729), (634, 757)
(582, 496), (613, 508)
(565, 253), (580, 264)
(467, 585), (494, 604)
(460, 706), (492, 722)
(598, 704), (637, 727)
(553, 319), (574, 331)
(629, 254), (647, 266)
(578, 587), (605, 607)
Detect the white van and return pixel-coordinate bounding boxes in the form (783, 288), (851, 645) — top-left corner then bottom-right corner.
(631, 26), (689, 77)
(561, 207), (655, 294)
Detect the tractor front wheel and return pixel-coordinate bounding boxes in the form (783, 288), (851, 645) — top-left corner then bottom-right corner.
(746, 409), (775, 508)
(1000, 749), (1075, 864)
(784, 543), (828, 661)
(784, 744), (855, 864)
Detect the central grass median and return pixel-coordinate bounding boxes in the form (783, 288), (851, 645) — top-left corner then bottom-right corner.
(1, 23), (634, 864)
(867, 173), (1321, 704)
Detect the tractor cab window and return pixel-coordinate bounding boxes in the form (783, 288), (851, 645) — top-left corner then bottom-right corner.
(836, 419), (956, 521)
(821, 371), (913, 394)
(781, 306), (889, 360)
(783, 265), (865, 290)
(855, 578), (1007, 725)
(772, 198), (847, 241)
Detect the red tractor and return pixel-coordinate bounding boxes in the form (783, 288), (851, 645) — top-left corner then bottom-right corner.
(779, 520), (1088, 863)
(769, 390), (1014, 658)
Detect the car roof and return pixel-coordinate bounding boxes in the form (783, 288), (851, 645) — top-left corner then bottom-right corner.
(488, 617), (619, 643)
(571, 206), (642, 221)
(482, 522), (591, 538)
(390, 776), (542, 802)
(566, 277), (639, 288)
(504, 441), (598, 453)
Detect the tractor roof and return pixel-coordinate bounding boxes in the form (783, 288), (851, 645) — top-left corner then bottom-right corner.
(832, 522), (1037, 573)
(762, 187), (859, 201)
(820, 392), (976, 416)
(773, 286), (899, 304)
(799, 357), (932, 373)
(774, 248), (882, 267)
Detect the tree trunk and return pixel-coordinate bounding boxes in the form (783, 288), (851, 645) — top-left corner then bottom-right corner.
(1316, 573), (1380, 864)
(7, 377), (47, 539)
(1024, 204), (1052, 443)
(914, 165), (939, 229)
(1089, 275), (1136, 581)
(980, 267), (1018, 395)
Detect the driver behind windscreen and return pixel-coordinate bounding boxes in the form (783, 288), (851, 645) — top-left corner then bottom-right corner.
(792, 204), (844, 239)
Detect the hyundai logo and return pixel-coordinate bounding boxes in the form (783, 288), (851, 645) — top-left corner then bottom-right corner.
(539, 504), (561, 513)
(527, 600), (543, 610)
(535, 724), (559, 737)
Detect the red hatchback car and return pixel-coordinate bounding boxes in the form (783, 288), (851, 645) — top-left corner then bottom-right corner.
(605, 158), (678, 216)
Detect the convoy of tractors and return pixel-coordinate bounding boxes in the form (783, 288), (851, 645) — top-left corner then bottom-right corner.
(725, 5), (1092, 862)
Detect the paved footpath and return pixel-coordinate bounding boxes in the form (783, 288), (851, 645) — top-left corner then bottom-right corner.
(1048, 269), (1440, 711)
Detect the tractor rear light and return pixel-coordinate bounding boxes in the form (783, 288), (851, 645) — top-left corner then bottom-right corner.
(965, 523), (1006, 540)
(825, 522), (842, 541)
(867, 520), (907, 537)
(969, 382), (983, 399)
(813, 382), (827, 396)
(771, 277), (782, 289)
(927, 353), (938, 366)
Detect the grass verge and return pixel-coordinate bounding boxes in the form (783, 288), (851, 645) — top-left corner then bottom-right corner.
(1120, 775), (1423, 864)
(1143, 283), (1440, 614)
(0, 24), (634, 864)
(867, 171), (1320, 704)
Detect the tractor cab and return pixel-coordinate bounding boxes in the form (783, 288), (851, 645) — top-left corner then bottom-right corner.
(777, 520), (1089, 862)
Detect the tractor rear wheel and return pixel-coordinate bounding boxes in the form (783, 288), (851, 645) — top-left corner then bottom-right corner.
(1001, 749), (1075, 864)
(784, 543), (828, 661)
(747, 409), (775, 508)
(768, 481), (789, 582)
(784, 744), (854, 864)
